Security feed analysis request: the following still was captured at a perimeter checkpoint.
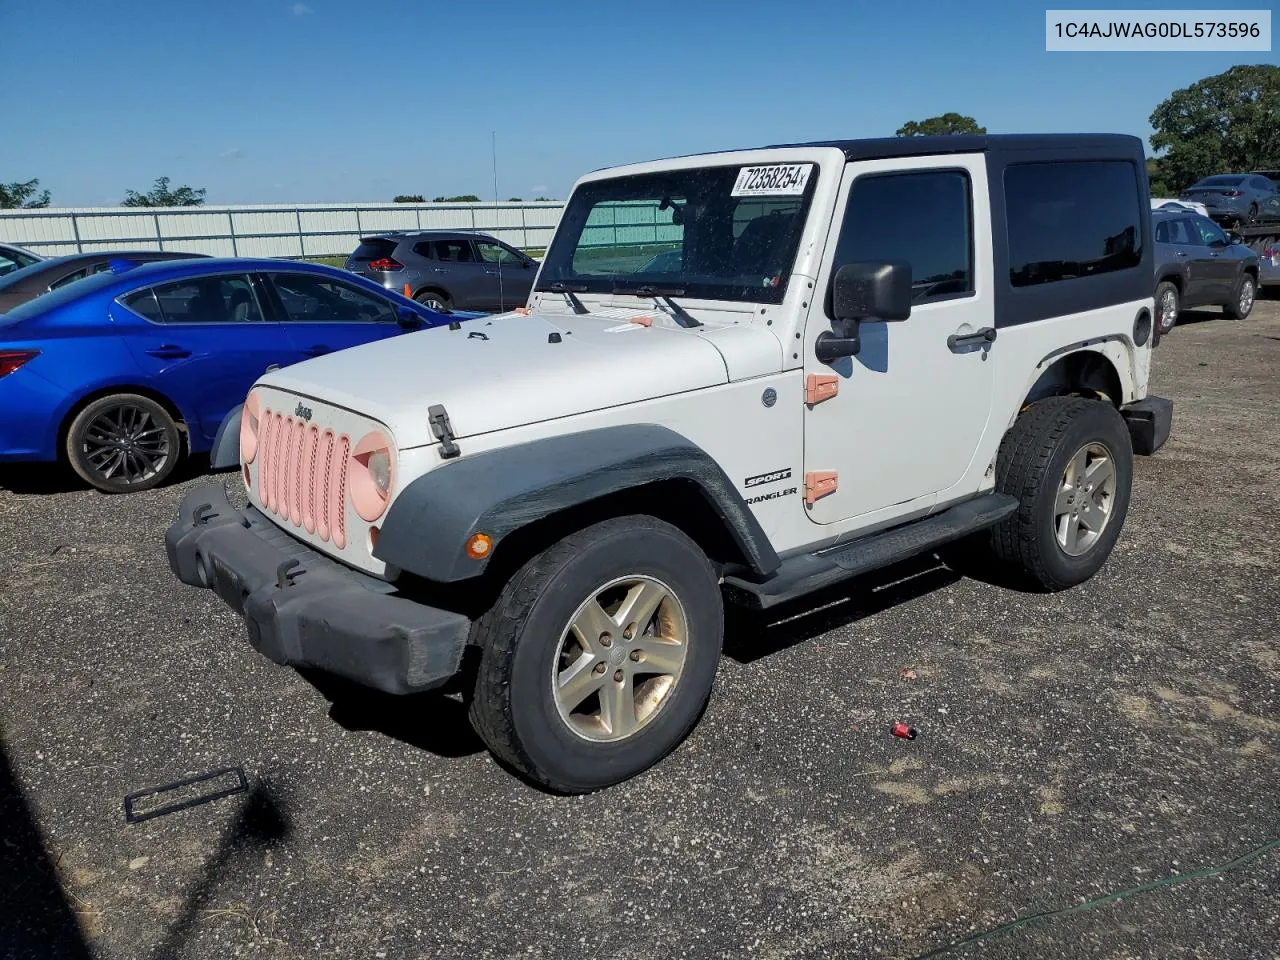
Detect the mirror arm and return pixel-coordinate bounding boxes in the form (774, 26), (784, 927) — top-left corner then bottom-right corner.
(815, 319), (861, 363)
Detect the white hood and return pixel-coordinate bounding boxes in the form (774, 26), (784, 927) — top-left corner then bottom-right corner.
(259, 306), (780, 449)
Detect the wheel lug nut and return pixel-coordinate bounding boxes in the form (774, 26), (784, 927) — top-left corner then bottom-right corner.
(600, 633), (612, 647)
(623, 624), (635, 640)
(594, 663), (606, 675)
(613, 670), (624, 682)
(629, 650), (641, 661)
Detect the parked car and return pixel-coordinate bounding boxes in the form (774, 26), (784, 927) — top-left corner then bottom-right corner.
(1153, 210), (1259, 334)
(1259, 241), (1280, 292)
(345, 231), (537, 313)
(0, 250), (208, 311)
(1151, 198), (1209, 218)
(1179, 174), (1276, 225)
(0, 258), (474, 493)
(170, 132), (1172, 793)
(0, 242), (43, 277)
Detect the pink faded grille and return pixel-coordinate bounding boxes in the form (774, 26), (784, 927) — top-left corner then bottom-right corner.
(254, 408), (350, 547)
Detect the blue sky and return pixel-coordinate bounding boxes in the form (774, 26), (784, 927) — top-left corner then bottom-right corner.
(2, 0), (1275, 206)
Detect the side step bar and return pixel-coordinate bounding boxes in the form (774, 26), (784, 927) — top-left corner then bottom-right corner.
(722, 493), (1018, 610)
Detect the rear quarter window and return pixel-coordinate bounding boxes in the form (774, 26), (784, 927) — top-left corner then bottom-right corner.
(352, 239), (398, 260)
(1005, 161), (1143, 287)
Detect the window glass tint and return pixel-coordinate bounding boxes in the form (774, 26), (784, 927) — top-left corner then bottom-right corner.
(1192, 217), (1228, 246)
(412, 241), (436, 259)
(143, 275), (263, 323)
(1197, 175), (1244, 187)
(48, 268), (89, 290)
(122, 288), (164, 322)
(272, 274), (396, 323)
(476, 241), (524, 265)
(828, 170), (972, 312)
(431, 239), (475, 262)
(1155, 218), (1196, 245)
(537, 164), (818, 305)
(0, 249), (38, 277)
(352, 239), (397, 260)
(1005, 161), (1142, 287)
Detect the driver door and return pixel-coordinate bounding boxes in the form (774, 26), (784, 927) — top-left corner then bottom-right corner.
(265, 271), (406, 360)
(801, 154), (996, 525)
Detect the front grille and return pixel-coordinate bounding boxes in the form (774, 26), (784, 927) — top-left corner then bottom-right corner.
(257, 407), (350, 549)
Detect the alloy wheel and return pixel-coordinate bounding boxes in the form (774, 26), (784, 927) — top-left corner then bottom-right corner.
(1054, 442), (1117, 556)
(551, 575), (688, 742)
(80, 403), (172, 486)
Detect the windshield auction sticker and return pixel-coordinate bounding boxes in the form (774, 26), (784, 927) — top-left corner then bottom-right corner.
(731, 164), (813, 197)
(1046, 9), (1271, 50)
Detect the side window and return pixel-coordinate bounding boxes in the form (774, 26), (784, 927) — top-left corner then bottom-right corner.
(827, 169), (973, 314)
(1251, 177), (1274, 192)
(476, 240), (525, 265)
(135, 276), (263, 324)
(1193, 217), (1229, 246)
(121, 288), (164, 323)
(48, 268), (89, 290)
(412, 241), (436, 259)
(431, 239), (476, 262)
(271, 274), (397, 324)
(1154, 221), (1170, 243)
(1005, 161), (1143, 287)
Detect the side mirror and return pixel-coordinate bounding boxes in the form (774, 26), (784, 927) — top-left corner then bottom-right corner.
(397, 307), (422, 329)
(816, 261), (912, 363)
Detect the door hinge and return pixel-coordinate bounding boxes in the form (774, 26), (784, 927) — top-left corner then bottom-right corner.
(805, 374), (839, 406)
(804, 471), (838, 505)
(428, 403), (460, 459)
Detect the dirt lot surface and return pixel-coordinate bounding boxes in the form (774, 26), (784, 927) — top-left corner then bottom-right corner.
(2, 299), (1278, 960)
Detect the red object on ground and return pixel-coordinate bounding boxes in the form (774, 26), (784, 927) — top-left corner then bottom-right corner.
(891, 722), (917, 740)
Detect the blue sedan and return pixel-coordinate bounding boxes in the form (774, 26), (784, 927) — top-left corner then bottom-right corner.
(0, 257), (461, 492)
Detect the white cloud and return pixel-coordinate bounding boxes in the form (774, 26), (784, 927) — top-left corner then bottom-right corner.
(290, 2), (314, 15)
(219, 148), (246, 160)
(530, 184), (549, 195)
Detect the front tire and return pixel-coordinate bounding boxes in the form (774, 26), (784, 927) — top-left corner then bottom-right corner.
(65, 393), (181, 493)
(468, 516), (722, 793)
(1224, 273), (1256, 320)
(987, 397), (1133, 591)
(1155, 281), (1179, 334)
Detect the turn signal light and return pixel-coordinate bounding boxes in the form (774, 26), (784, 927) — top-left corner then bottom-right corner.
(0, 349), (38, 378)
(466, 533), (493, 560)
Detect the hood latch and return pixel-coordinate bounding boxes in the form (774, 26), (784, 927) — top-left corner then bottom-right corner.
(428, 404), (461, 459)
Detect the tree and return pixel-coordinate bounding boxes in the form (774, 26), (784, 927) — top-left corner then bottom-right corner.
(432, 194), (481, 203)
(393, 194), (425, 203)
(1146, 157), (1175, 197)
(121, 177), (207, 207)
(896, 113), (986, 137)
(507, 197), (523, 202)
(1149, 64), (1280, 193)
(0, 178), (51, 208)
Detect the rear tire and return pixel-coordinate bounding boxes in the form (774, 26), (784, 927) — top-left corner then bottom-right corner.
(985, 397), (1133, 591)
(65, 393), (181, 493)
(1155, 281), (1179, 334)
(413, 289), (452, 313)
(468, 516), (722, 793)
(1223, 273), (1256, 320)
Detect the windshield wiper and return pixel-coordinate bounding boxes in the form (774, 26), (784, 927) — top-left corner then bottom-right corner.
(542, 281), (589, 314)
(612, 285), (701, 328)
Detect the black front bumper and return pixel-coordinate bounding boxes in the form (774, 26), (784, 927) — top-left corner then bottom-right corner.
(1121, 395), (1173, 456)
(166, 483), (470, 695)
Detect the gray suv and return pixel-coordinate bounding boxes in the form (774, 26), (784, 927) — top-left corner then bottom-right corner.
(346, 231), (537, 313)
(1152, 209), (1258, 334)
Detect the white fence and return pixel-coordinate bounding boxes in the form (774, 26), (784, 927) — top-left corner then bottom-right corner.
(0, 201), (567, 259)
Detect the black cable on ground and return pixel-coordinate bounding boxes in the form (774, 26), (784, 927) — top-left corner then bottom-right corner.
(913, 836), (1280, 958)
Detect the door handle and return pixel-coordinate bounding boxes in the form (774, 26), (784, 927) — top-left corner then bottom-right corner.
(303, 345), (331, 357)
(145, 344), (191, 360)
(1210, 252), (1221, 258)
(432, 268), (446, 274)
(484, 269), (498, 275)
(947, 327), (997, 353)
(1175, 251), (1187, 257)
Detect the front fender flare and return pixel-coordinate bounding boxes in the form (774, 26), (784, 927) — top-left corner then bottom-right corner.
(373, 424), (780, 583)
(210, 404), (243, 470)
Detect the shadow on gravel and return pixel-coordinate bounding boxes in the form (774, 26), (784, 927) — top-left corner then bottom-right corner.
(0, 741), (92, 960)
(299, 668), (486, 758)
(724, 554), (961, 664)
(0, 454), (225, 496)
(148, 778), (292, 960)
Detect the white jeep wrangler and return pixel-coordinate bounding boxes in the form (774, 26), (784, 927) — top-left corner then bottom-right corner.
(168, 134), (1172, 793)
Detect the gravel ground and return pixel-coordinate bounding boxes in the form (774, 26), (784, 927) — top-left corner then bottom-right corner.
(2, 298), (1278, 960)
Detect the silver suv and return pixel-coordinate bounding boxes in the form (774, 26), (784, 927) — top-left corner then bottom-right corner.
(346, 231), (537, 313)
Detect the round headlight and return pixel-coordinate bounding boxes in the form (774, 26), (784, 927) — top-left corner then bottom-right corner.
(240, 390), (261, 464)
(350, 430), (396, 523)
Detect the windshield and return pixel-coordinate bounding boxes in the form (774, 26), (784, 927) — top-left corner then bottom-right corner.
(537, 162), (818, 305)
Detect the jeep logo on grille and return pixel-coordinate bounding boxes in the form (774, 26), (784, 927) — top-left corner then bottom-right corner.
(294, 403), (313, 422)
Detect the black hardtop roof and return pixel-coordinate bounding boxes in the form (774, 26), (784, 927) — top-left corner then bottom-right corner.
(762, 133), (1145, 162)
